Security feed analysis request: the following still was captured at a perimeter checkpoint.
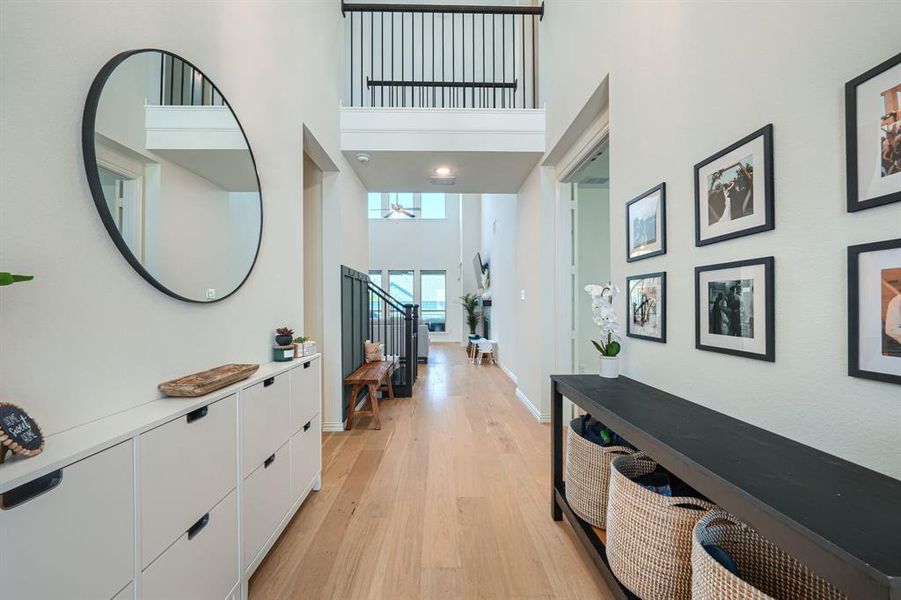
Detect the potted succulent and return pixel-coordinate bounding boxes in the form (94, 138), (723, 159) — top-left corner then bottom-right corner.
(585, 283), (622, 378)
(275, 326), (294, 347)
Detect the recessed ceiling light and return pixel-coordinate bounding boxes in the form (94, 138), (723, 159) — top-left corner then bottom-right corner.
(435, 166), (451, 176)
(356, 153), (370, 164)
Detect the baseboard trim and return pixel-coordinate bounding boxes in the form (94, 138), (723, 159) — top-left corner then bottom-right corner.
(515, 387), (550, 423)
(322, 421), (346, 432)
(498, 361), (518, 384)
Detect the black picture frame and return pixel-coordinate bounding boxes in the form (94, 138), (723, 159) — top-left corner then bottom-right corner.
(695, 256), (775, 362)
(845, 52), (901, 212)
(626, 272), (666, 343)
(626, 183), (666, 262)
(82, 49), (263, 304)
(847, 238), (901, 384)
(694, 124), (774, 247)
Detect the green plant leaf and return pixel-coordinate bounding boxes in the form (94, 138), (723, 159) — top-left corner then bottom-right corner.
(0, 272), (34, 286)
(591, 339), (605, 355)
(607, 341), (621, 357)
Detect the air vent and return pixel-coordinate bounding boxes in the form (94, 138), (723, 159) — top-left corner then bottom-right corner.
(581, 176), (609, 185)
(430, 176), (456, 186)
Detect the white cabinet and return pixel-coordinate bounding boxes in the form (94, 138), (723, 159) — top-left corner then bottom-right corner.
(291, 413), (321, 502)
(0, 440), (134, 599)
(0, 355), (322, 600)
(142, 490), (239, 600)
(290, 357), (320, 433)
(242, 441), (291, 570)
(241, 374), (290, 476)
(141, 394), (237, 567)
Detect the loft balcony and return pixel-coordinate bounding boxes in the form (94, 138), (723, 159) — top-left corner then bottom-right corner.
(340, 2), (546, 193)
(342, 1), (543, 109)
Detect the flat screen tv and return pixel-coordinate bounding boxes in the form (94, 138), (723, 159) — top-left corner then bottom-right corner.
(473, 252), (484, 290)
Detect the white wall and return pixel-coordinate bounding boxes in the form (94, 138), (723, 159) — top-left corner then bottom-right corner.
(481, 194), (518, 376)
(0, 1), (367, 437)
(535, 0), (901, 479)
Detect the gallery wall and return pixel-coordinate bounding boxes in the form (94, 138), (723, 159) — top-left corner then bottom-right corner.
(0, 1), (368, 436)
(538, 1), (901, 478)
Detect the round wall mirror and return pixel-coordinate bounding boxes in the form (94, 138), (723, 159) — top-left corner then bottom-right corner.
(82, 49), (262, 303)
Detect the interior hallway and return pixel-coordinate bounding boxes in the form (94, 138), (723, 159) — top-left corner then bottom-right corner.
(249, 343), (610, 599)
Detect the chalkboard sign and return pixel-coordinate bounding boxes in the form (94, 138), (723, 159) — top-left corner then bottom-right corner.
(0, 402), (44, 463)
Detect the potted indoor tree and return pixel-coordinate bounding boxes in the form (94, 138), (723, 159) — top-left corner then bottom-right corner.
(459, 293), (482, 358)
(585, 283), (621, 378)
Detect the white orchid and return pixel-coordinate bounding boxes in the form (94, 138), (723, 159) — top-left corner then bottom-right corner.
(585, 283), (621, 357)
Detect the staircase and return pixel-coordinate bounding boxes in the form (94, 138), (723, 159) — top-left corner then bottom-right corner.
(341, 267), (419, 420)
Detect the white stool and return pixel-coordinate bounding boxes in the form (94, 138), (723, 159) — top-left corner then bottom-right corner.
(474, 339), (497, 365)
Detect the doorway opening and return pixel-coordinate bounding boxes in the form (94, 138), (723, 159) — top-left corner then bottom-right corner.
(569, 142), (611, 376)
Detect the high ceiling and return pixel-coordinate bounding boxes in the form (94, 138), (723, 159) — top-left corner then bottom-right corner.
(343, 150), (543, 193)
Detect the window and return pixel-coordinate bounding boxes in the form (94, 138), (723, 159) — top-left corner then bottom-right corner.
(420, 193), (446, 219)
(368, 269), (382, 289)
(387, 270), (414, 304)
(420, 270), (447, 332)
(368, 193), (447, 219)
(367, 193), (382, 219)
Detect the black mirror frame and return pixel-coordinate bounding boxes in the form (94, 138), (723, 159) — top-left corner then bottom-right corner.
(81, 48), (263, 304)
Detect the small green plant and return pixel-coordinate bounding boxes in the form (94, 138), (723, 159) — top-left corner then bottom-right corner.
(459, 293), (481, 335)
(276, 326), (294, 337)
(294, 336), (309, 344)
(0, 272), (33, 286)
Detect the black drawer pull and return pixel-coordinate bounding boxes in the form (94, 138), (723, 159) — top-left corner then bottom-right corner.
(186, 406), (208, 423)
(187, 512), (210, 540)
(263, 377), (275, 387)
(303, 420), (312, 432)
(303, 362), (311, 369)
(264, 453), (276, 468)
(0, 469), (63, 510)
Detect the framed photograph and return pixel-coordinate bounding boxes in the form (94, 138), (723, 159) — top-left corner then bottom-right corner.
(695, 125), (774, 246)
(846, 52), (901, 212)
(626, 272), (666, 343)
(695, 257), (774, 361)
(626, 183), (666, 262)
(848, 238), (901, 384)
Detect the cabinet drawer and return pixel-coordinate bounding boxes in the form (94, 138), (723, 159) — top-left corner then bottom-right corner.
(290, 413), (321, 502)
(242, 442), (291, 569)
(141, 394), (237, 567)
(290, 357), (321, 433)
(0, 441), (134, 599)
(242, 374), (290, 476)
(142, 489), (239, 600)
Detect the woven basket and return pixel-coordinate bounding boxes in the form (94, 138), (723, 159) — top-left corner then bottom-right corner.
(564, 420), (633, 528)
(606, 452), (716, 600)
(692, 509), (847, 600)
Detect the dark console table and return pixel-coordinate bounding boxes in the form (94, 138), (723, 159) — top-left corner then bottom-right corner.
(550, 375), (901, 600)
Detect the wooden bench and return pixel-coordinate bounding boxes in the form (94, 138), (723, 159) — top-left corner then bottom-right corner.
(343, 360), (395, 430)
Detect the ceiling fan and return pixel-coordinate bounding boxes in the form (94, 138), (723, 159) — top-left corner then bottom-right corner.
(383, 202), (421, 219)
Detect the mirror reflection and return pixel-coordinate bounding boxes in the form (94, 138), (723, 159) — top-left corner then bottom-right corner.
(88, 50), (261, 302)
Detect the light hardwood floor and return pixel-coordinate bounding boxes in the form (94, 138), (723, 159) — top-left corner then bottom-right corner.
(249, 343), (612, 599)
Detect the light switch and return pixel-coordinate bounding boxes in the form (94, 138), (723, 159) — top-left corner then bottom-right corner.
(206, 288), (216, 300)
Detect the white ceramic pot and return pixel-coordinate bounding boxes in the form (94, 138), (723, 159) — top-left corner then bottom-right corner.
(599, 356), (619, 379)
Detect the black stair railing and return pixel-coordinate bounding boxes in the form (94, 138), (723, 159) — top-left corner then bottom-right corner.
(157, 51), (226, 107)
(367, 280), (419, 395)
(342, 1), (543, 109)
